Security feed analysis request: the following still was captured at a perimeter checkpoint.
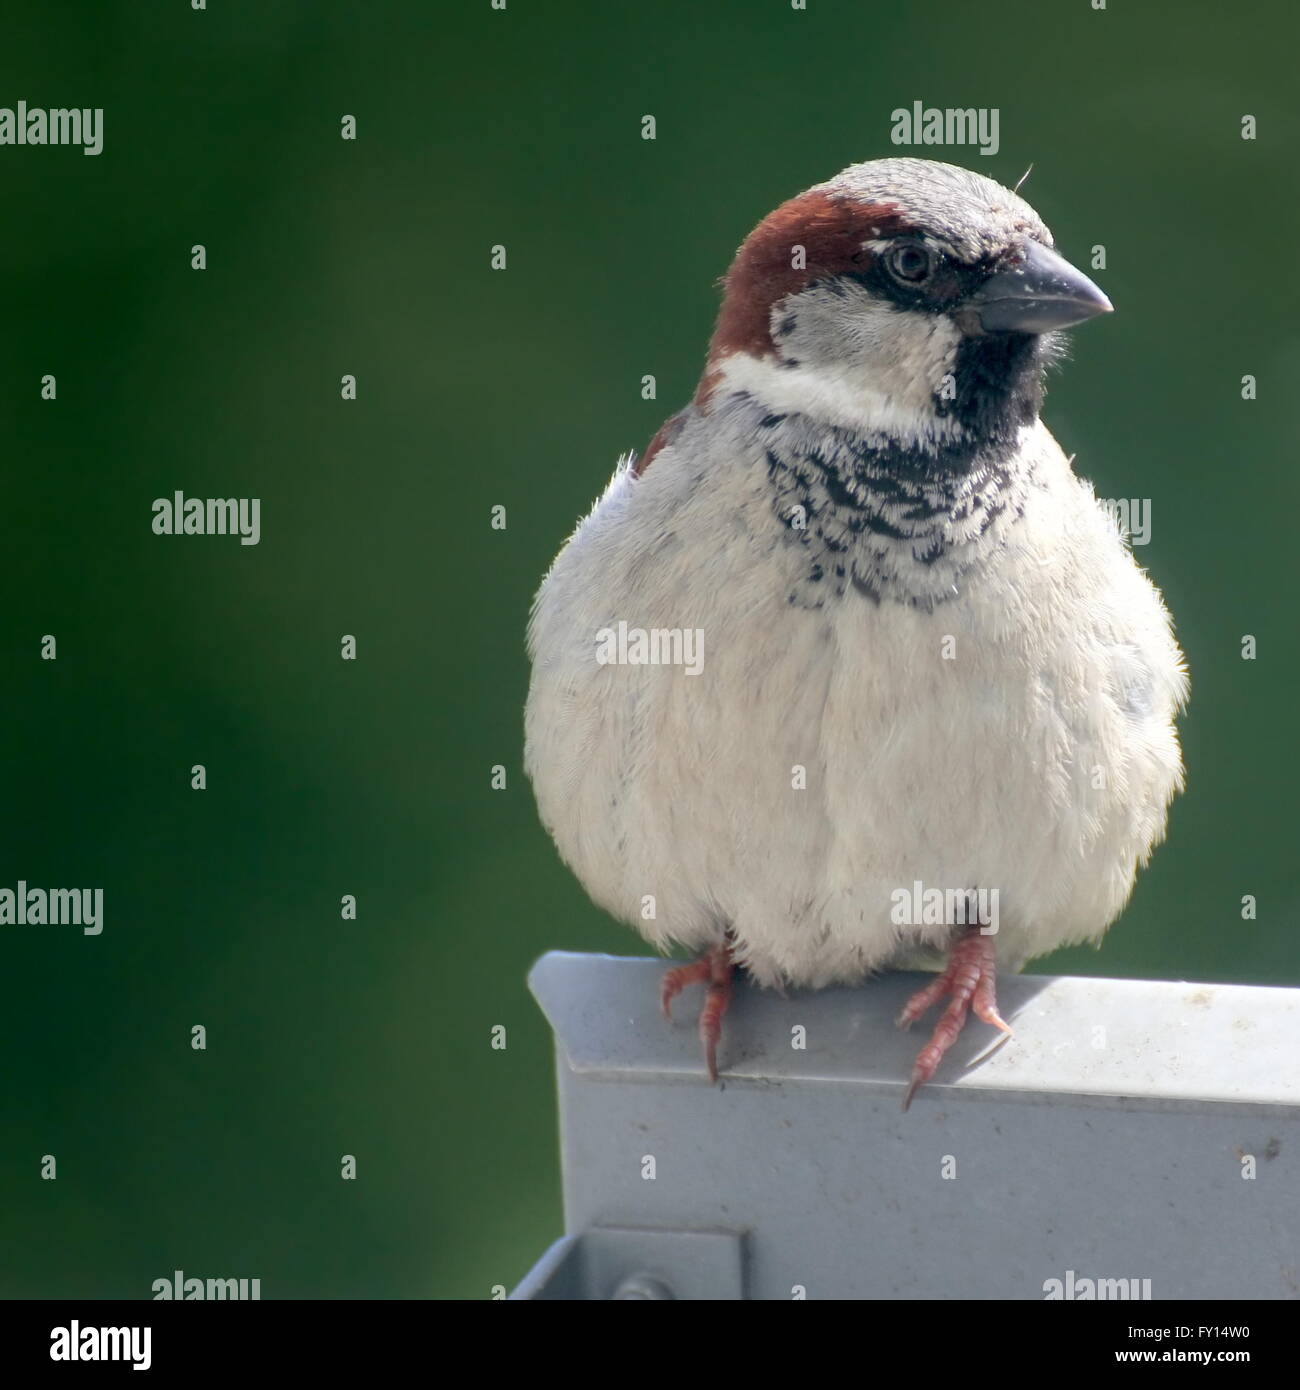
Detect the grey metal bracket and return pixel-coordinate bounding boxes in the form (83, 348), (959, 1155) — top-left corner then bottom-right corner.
(510, 1227), (745, 1300)
(514, 951), (1300, 1300)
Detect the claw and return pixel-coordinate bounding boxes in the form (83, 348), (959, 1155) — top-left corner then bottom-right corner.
(661, 943), (734, 1081)
(897, 927), (1010, 1110)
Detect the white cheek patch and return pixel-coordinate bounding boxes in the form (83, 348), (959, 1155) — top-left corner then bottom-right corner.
(717, 284), (964, 445)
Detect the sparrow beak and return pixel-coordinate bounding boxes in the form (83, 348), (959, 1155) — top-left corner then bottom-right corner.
(965, 241), (1113, 334)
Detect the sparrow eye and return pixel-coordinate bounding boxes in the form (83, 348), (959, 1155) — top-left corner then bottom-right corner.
(886, 243), (934, 284)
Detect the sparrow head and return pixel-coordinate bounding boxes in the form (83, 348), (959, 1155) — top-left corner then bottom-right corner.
(698, 157), (1111, 457)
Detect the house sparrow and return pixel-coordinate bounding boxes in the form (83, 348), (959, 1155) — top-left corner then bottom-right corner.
(524, 158), (1187, 1106)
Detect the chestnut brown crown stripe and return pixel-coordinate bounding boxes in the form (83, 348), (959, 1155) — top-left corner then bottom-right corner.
(706, 191), (907, 364)
(633, 191), (907, 477)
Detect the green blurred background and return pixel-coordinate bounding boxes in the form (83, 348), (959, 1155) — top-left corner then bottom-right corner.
(1, 1), (1294, 1298)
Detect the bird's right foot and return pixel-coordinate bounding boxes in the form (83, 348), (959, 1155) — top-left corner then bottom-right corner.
(896, 926), (1011, 1109)
(661, 943), (734, 1082)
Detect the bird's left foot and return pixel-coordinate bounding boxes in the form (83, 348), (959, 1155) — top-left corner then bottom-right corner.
(896, 927), (1011, 1110)
(661, 942), (734, 1082)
